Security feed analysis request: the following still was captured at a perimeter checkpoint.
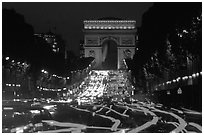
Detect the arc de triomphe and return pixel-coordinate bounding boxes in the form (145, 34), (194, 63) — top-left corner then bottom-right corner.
(83, 19), (137, 69)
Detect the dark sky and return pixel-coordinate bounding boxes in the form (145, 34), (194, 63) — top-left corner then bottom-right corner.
(3, 2), (153, 55)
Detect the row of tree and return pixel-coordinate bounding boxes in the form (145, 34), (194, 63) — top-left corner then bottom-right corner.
(2, 8), (95, 98)
(127, 3), (202, 91)
(2, 9), (69, 97)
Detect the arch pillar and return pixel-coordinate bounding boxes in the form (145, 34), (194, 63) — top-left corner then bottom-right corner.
(83, 19), (137, 70)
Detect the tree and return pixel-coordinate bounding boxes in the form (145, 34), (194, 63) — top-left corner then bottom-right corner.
(3, 8), (35, 61)
(3, 9), (68, 97)
(132, 2), (201, 91)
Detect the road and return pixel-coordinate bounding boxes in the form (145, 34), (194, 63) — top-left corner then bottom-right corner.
(2, 70), (202, 133)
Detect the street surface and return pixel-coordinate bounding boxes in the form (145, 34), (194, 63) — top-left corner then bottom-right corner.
(2, 70), (202, 133)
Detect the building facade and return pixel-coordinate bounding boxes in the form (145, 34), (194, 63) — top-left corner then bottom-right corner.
(34, 32), (60, 53)
(83, 19), (137, 69)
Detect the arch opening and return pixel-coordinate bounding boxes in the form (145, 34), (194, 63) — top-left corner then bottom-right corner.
(102, 40), (118, 70)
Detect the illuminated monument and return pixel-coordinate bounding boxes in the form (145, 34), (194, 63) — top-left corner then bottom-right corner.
(83, 18), (137, 69)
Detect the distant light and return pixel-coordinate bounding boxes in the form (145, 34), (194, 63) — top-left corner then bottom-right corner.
(192, 73), (196, 78)
(30, 110), (41, 114)
(183, 30), (188, 33)
(41, 69), (44, 73)
(5, 57), (9, 60)
(43, 105), (56, 110)
(12, 60), (15, 63)
(177, 88), (182, 94)
(44, 70), (48, 74)
(3, 107), (13, 110)
(167, 91), (170, 95)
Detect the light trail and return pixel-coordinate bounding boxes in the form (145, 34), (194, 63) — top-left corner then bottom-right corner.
(4, 70), (202, 133)
(70, 104), (121, 131)
(42, 120), (86, 129)
(103, 106), (129, 117)
(38, 127), (81, 133)
(152, 108), (187, 133)
(188, 122), (202, 132)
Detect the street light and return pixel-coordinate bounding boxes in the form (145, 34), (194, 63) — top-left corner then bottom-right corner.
(5, 57), (9, 60)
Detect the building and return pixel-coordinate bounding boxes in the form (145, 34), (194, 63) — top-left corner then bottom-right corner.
(83, 18), (137, 70)
(34, 32), (60, 53)
(79, 40), (85, 58)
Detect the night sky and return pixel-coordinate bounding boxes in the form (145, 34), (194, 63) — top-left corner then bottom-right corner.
(3, 2), (153, 55)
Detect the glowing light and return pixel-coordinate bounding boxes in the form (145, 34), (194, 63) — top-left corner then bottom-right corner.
(177, 88), (182, 94)
(5, 57), (9, 60)
(3, 107), (13, 110)
(172, 79), (176, 83)
(16, 128), (24, 133)
(167, 91), (170, 95)
(176, 77), (181, 82)
(183, 30), (188, 33)
(192, 73), (196, 78)
(43, 105), (56, 110)
(30, 110), (41, 114)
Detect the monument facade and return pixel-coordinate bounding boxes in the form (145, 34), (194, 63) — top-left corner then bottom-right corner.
(83, 19), (137, 69)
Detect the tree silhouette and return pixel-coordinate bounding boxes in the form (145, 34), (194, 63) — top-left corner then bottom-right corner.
(131, 2), (201, 91)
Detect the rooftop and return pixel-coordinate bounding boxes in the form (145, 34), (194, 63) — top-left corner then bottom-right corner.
(84, 18), (136, 30)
